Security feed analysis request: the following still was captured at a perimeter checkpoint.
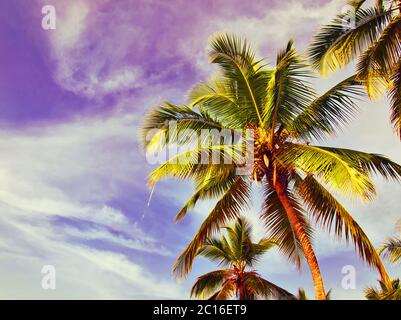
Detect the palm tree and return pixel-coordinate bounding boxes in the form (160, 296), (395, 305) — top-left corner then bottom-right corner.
(308, 0), (401, 137)
(191, 217), (294, 300)
(141, 33), (401, 299)
(293, 288), (331, 300)
(379, 220), (401, 264)
(365, 279), (401, 300)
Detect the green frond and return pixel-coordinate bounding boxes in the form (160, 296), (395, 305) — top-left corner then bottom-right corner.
(190, 269), (230, 299)
(197, 237), (235, 267)
(173, 177), (250, 278)
(277, 143), (376, 201)
(188, 78), (262, 128)
(251, 238), (280, 261)
(318, 147), (401, 181)
(209, 33), (268, 125)
(224, 217), (254, 263)
(198, 217), (279, 269)
(294, 174), (389, 275)
(309, 7), (392, 75)
(289, 75), (364, 140)
(261, 182), (313, 269)
(263, 40), (314, 129)
(356, 14), (401, 99)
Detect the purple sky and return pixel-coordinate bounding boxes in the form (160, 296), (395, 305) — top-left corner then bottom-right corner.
(0, 0), (399, 299)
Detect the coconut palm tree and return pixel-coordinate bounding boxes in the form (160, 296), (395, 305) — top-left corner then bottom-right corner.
(191, 217), (294, 300)
(141, 33), (401, 299)
(308, 0), (401, 137)
(365, 279), (401, 300)
(379, 220), (401, 264)
(293, 288), (331, 300)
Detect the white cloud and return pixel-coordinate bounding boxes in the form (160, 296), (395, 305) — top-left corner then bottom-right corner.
(178, 0), (347, 75)
(0, 215), (182, 299)
(44, 0), (145, 97)
(101, 67), (142, 92)
(51, 0), (90, 49)
(0, 115), (182, 298)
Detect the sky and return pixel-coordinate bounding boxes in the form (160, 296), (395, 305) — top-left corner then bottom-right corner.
(0, 0), (399, 299)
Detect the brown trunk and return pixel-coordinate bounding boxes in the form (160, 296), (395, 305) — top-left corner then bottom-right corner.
(275, 180), (327, 300)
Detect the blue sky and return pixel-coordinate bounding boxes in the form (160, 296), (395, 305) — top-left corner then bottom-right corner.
(0, 0), (399, 299)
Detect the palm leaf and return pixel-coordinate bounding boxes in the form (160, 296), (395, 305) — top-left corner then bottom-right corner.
(175, 168), (236, 222)
(318, 147), (401, 181)
(190, 269), (230, 299)
(388, 59), (401, 138)
(294, 174), (390, 280)
(277, 143), (376, 200)
(263, 40), (314, 130)
(189, 77), (264, 129)
(379, 237), (401, 264)
(141, 102), (224, 151)
(261, 182), (313, 268)
(214, 279), (237, 300)
(209, 33), (267, 125)
(309, 7), (392, 75)
(242, 272), (295, 300)
(173, 177), (250, 278)
(197, 237), (235, 267)
(356, 14), (401, 98)
(289, 75), (364, 140)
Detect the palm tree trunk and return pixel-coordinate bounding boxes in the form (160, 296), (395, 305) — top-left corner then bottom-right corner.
(275, 180), (327, 300)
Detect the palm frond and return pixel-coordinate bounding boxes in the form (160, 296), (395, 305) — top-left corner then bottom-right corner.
(189, 77), (264, 129)
(309, 7), (392, 75)
(197, 237), (235, 267)
(261, 182), (313, 268)
(348, 0), (385, 11)
(209, 33), (268, 125)
(224, 217), (253, 263)
(294, 174), (390, 278)
(356, 15), (401, 98)
(277, 143), (376, 200)
(147, 143), (243, 187)
(175, 168), (236, 222)
(249, 238), (280, 264)
(365, 279), (401, 300)
(242, 272), (295, 300)
(296, 288), (308, 300)
(379, 237), (401, 264)
(141, 102), (224, 151)
(190, 269), (230, 299)
(289, 75), (364, 140)
(214, 279), (237, 300)
(318, 147), (401, 181)
(388, 59), (401, 138)
(263, 40), (314, 129)
(173, 177), (250, 278)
